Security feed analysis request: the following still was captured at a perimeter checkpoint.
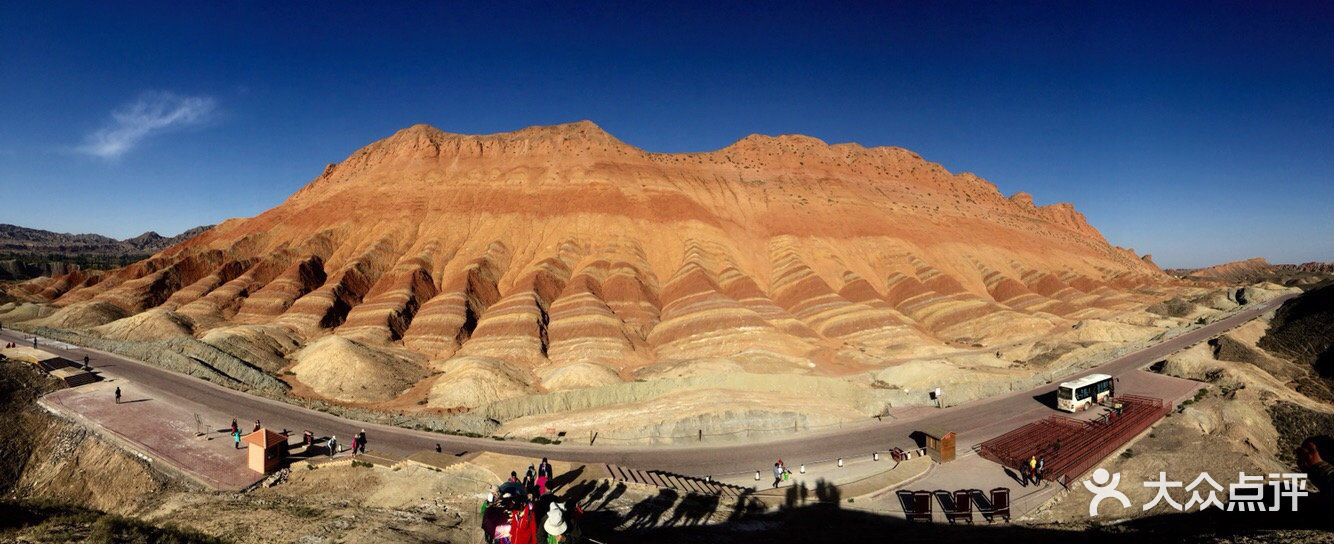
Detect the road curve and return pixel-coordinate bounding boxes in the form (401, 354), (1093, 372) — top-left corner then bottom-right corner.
(1, 293), (1294, 479)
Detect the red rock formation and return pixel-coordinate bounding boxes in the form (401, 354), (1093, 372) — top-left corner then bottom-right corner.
(20, 121), (1175, 407)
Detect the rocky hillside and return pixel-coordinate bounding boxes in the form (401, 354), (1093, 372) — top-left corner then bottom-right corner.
(5, 121), (1178, 416)
(0, 224), (212, 280)
(1259, 283), (1334, 390)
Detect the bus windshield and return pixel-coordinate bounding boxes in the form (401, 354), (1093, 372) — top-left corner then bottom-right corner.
(1058, 388), (1073, 400)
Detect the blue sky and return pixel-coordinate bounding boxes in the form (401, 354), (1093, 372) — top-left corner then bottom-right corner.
(0, 2), (1329, 268)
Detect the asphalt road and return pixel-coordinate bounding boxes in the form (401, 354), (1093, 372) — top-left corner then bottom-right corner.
(1, 293), (1294, 479)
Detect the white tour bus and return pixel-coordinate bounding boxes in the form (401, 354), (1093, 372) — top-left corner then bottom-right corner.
(1056, 373), (1114, 412)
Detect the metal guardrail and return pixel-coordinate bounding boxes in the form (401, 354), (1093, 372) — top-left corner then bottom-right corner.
(978, 395), (1171, 485)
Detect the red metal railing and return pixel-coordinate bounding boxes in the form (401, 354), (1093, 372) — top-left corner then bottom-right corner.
(979, 395), (1171, 485)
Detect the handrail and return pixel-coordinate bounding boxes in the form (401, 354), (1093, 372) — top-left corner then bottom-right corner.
(978, 396), (1171, 482)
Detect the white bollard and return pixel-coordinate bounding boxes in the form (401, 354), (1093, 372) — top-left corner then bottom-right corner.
(873, 452), (880, 461)
(799, 464), (806, 474)
(755, 470), (760, 481)
(837, 458), (844, 467)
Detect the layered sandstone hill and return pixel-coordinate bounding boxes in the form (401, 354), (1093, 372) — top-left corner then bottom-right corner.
(8, 121), (1175, 416)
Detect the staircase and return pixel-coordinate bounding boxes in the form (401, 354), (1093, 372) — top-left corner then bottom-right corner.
(58, 370), (100, 387)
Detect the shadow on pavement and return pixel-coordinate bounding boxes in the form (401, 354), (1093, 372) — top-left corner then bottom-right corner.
(547, 464), (584, 491)
(1031, 390), (1058, 409)
(542, 465), (1333, 544)
(592, 496), (1331, 544)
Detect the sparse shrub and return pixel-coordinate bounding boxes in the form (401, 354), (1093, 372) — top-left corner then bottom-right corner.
(284, 505), (321, 519)
(1120, 449), (1134, 459)
(1147, 297), (1194, 318)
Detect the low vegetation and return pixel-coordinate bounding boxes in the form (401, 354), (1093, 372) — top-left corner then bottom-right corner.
(1146, 297), (1194, 318)
(0, 358), (61, 493)
(1258, 283), (1333, 379)
(0, 499), (225, 544)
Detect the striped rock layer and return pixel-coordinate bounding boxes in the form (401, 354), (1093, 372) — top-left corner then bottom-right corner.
(16, 121), (1174, 408)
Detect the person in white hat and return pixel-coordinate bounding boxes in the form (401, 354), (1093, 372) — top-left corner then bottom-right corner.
(543, 501), (569, 542)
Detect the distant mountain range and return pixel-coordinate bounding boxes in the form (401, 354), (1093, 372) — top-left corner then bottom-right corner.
(1167, 257), (1334, 285)
(0, 224), (212, 280)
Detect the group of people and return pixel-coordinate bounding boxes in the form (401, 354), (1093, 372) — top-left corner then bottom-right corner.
(227, 418), (368, 459)
(483, 458), (579, 543)
(1022, 454), (1046, 485)
(507, 458), (555, 498)
(292, 426), (368, 458)
(228, 418), (254, 449)
(348, 429), (368, 457)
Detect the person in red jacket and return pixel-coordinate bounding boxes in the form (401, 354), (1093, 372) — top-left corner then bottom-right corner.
(509, 501), (538, 544)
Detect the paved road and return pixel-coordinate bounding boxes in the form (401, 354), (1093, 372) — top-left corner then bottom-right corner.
(1, 293), (1293, 480)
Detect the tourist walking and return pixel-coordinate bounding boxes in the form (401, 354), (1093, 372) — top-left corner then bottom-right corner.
(328, 436), (338, 458)
(231, 418), (238, 435)
(1036, 456), (1046, 482)
(772, 462), (783, 488)
(233, 429), (241, 449)
(357, 429), (367, 453)
(536, 473), (549, 496)
(82, 355), (90, 368)
(115, 387), (121, 404)
(253, 420), (261, 432)
(523, 465), (537, 497)
(538, 457), (553, 480)
(349, 436), (359, 458)
(1027, 455), (1038, 485)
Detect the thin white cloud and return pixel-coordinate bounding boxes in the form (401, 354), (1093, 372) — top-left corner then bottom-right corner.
(79, 92), (217, 159)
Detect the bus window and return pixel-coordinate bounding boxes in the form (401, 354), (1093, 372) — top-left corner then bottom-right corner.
(1058, 388), (1072, 400)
